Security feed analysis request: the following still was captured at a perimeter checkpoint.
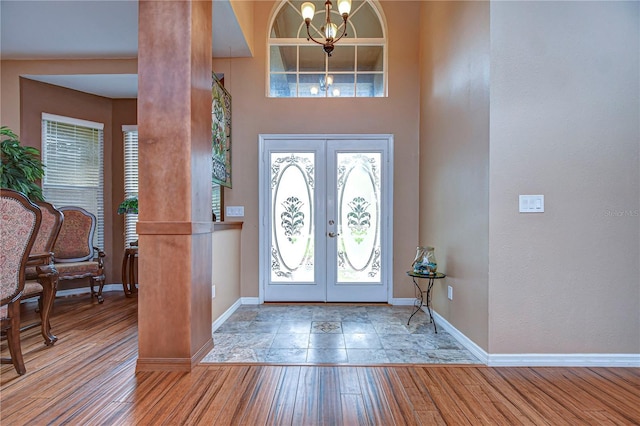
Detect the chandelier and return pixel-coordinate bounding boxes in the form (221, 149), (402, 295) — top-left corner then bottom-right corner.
(301, 0), (352, 57)
(310, 75), (340, 97)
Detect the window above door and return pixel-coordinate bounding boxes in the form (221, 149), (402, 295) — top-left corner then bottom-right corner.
(268, 0), (387, 98)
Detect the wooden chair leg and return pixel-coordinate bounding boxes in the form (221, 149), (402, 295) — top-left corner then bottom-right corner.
(94, 275), (105, 304)
(7, 302), (26, 375)
(39, 276), (58, 346)
(89, 279), (96, 300)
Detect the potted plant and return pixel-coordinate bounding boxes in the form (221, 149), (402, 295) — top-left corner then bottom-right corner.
(118, 196), (138, 247)
(117, 196), (138, 215)
(0, 126), (45, 200)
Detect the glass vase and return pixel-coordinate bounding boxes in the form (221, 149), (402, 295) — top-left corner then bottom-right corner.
(412, 246), (437, 274)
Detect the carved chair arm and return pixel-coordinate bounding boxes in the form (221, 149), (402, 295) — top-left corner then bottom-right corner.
(94, 247), (106, 270)
(35, 262), (58, 280)
(27, 252), (54, 267)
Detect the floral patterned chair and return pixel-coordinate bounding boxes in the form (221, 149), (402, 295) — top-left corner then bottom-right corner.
(22, 201), (63, 345)
(1, 188), (42, 375)
(53, 207), (106, 303)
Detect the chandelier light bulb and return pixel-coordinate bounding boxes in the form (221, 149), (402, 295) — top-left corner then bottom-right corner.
(325, 22), (338, 40)
(326, 75), (334, 86)
(301, 2), (315, 21)
(332, 88), (341, 97)
(337, 0), (351, 16)
(310, 86), (319, 95)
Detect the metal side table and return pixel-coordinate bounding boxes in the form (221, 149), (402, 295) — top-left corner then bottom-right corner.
(406, 271), (446, 333)
(121, 246), (138, 297)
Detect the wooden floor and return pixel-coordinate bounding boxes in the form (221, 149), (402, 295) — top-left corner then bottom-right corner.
(2, 292), (639, 425)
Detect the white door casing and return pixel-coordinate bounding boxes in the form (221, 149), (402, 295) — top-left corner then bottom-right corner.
(258, 134), (393, 303)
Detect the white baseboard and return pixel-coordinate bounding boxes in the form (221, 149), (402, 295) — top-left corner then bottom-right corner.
(55, 284), (123, 298)
(389, 297), (414, 306)
(430, 309), (490, 364)
(241, 297), (260, 305)
(487, 353), (640, 367)
(212, 298), (242, 333)
(430, 309), (640, 367)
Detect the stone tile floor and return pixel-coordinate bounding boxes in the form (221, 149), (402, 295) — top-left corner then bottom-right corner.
(201, 304), (482, 365)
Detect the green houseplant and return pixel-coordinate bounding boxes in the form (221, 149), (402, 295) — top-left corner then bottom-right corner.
(117, 196), (138, 215)
(0, 126), (45, 201)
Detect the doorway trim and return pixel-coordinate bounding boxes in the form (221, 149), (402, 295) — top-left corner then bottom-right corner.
(258, 134), (394, 303)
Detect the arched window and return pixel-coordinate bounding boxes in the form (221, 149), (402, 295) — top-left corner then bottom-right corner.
(268, 0), (387, 98)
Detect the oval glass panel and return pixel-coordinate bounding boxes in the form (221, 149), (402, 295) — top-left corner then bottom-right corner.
(337, 153), (380, 281)
(272, 157), (314, 281)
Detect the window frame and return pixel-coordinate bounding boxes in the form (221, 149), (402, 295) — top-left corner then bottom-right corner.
(267, 0), (388, 98)
(41, 112), (105, 250)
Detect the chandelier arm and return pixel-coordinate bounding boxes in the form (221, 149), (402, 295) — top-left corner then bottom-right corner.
(305, 23), (327, 47)
(331, 18), (349, 44)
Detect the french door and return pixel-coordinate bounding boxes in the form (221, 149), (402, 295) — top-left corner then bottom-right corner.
(259, 134), (393, 302)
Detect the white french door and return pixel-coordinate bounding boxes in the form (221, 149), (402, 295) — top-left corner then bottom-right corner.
(259, 134), (393, 302)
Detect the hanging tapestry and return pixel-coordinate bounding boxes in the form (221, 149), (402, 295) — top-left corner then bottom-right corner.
(212, 73), (232, 187)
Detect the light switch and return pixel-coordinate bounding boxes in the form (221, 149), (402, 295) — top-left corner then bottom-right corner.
(519, 195), (544, 213)
(226, 206), (245, 217)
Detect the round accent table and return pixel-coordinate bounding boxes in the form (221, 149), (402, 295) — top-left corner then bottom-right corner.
(122, 246), (138, 297)
(406, 271), (446, 333)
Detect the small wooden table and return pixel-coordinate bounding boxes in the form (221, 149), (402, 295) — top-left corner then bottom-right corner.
(406, 271), (446, 333)
(121, 246), (138, 297)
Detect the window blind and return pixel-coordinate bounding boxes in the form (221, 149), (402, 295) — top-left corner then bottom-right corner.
(42, 113), (105, 250)
(123, 126), (139, 248)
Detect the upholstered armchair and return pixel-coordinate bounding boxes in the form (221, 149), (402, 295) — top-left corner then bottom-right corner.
(53, 207), (106, 303)
(22, 201), (63, 345)
(1, 189), (42, 375)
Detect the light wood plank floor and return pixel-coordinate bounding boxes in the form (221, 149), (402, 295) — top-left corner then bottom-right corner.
(2, 292), (639, 425)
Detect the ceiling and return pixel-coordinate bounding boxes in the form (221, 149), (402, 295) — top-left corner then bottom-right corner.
(0, 0), (252, 98)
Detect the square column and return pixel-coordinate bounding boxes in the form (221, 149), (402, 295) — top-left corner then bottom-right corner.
(136, 0), (214, 371)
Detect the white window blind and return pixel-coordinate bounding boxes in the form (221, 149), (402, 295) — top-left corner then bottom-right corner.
(123, 126), (139, 248)
(212, 182), (222, 221)
(42, 113), (105, 250)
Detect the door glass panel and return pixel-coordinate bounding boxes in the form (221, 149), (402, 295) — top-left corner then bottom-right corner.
(271, 153), (315, 282)
(336, 152), (381, 282)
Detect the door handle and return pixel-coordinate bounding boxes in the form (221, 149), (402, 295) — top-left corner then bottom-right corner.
(328, 232), (340, 238)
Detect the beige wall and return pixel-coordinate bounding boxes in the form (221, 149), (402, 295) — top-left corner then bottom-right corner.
(4, 1), (637, 357)
(2, 69), (138, 287)
(18, 78), (135, 287)
(418, 1), (490, 350)
(1, 59), (137, 132)
(212, 225), (243, 320)
(1, 59), (138, 286)
(489, 1), (639, 354)
(229, 0), (255, 56)
(214, 0), (422, 300)
(420, 0), (639, 355)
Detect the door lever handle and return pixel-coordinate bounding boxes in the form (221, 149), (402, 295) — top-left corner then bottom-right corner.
(328, 232), (340, 238)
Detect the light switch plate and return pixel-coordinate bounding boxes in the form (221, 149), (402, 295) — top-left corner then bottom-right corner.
(519, 195), (544, 213)
(226, 206), (245, 217)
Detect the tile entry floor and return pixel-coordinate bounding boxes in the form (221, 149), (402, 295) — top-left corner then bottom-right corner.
(201, 304), (482, 365)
